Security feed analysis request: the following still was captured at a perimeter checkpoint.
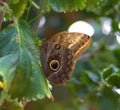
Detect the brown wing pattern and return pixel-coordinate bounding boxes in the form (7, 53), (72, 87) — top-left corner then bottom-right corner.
(40, 31), (92, 85)
(48, 31), (92, 60)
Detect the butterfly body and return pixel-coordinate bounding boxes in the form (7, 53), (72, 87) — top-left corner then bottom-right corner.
(40, 32), (92, 85)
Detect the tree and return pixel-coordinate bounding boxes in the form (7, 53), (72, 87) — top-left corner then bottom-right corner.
(0, 0), (120, 110)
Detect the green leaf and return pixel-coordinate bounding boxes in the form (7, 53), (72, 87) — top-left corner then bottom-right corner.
(9, 0), (27, 18)
(98, 86), (119, 110)
(102, 65), (114, 80)
(0, 22), (52, 104)
(86, 0), (120, 15)
(86, 0), (100, 14)
(107, 71), (120, 88)
(9, 0), (20, 4)
(0, 54), (18, 105)
(0, 27), (18, 57)
(48, 0), (87, 12)
(101, 65), (120, 88)
(113, 49), (120, 66)
(0, 54), (18, 85)
(80, 71), (99, 84)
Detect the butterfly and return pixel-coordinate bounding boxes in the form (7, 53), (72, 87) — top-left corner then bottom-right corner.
(40, 31), (92, 85)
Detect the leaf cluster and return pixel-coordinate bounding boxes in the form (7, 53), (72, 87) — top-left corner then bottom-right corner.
(0, 0), (120, 110)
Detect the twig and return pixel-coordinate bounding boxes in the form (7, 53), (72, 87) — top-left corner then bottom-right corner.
(34, 0), (46, 34)
(0, 0), (8, 30)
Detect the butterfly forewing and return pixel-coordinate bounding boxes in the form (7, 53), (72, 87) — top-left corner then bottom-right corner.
(40, 31), (92, 85)
(48, 32), (92, 60)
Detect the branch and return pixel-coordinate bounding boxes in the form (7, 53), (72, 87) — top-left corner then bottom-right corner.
(33, 0), (46, 34)
(0, 0), (8, 30)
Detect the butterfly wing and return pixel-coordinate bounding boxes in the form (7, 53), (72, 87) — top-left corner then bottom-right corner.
(40, 31), (92, 85)
(48, 31), (92, 60)
(40, 40), (75, 85)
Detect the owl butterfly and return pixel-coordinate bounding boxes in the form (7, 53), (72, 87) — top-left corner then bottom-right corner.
(40, 31), (92, 85)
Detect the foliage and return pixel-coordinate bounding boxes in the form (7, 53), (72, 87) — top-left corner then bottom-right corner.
(0, 21), (53, 109)
(0, 0), (120, 110)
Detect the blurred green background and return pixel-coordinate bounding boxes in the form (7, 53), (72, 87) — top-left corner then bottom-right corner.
(0, 0), (120, 110)
(25, 9), (120, 110)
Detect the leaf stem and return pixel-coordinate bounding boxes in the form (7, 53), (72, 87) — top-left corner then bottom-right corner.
(33, 0), (46, 34)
